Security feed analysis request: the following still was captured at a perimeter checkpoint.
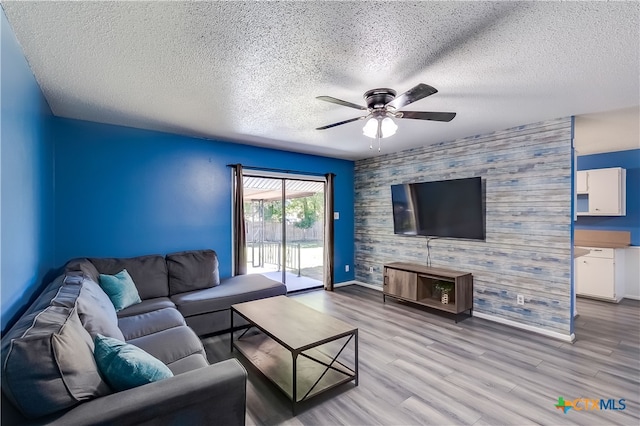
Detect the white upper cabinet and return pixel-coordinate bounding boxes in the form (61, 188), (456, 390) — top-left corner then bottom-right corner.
(576, 167), (626, 216)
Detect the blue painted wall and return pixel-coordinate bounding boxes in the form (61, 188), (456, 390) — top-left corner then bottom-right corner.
(1, 10), (55, 334)
(576, 149), (640, 245)
(52, 118), (355, 282)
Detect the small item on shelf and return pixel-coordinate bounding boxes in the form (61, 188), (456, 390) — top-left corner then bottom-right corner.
(434, 281), (454, 304)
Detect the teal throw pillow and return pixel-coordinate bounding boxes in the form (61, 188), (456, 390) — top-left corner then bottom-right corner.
(93, 334), (173, 391)
(98, 269), (141, 311)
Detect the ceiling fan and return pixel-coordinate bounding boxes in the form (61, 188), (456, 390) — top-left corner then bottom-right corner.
(316, 83), (456, 151)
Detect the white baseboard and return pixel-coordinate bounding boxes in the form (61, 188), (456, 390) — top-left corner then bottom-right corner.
(347, 282), (575, 343)
(624, 295), (640, 301)
(472, 311), (575, 343)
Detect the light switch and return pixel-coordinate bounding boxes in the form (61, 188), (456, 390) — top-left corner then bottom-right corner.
(334, 212), (340, 220)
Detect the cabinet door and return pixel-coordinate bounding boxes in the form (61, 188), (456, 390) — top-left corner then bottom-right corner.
(385, 268), (417, 300)
(576, 170), (588, 194)
(576, 257), (615, 299)
(588, 168), (621, 215)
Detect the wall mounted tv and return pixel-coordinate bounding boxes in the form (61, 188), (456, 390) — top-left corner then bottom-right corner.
(391, 177), (485, 240)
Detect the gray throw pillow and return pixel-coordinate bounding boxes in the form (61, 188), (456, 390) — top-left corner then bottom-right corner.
(2, 307), (110, 419)
(65, 258), (100, 283)
(77, 279), (125, 341)
(166, 249), (220, 295)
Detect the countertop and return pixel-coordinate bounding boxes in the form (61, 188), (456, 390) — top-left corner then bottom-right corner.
(574, 230), (631, 249)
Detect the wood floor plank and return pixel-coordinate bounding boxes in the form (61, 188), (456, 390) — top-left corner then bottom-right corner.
(389, 358), (525, 425)
(400, 395), (468, 426)
(202, 285), (640, 425)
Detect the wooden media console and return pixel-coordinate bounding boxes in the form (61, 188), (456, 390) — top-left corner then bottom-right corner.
(383, 262), (473, 321)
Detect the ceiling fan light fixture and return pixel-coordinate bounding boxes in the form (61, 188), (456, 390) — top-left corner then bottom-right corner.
(317, 83), (455, 153)
(362, 117), (379, 138)
(362, 116), (398, 139)
(380, 117), (398, 138)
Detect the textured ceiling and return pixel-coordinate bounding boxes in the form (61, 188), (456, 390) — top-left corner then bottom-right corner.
(3, 1), (639, 160)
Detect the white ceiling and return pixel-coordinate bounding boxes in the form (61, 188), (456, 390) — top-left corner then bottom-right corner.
(3, 1), (639, 160)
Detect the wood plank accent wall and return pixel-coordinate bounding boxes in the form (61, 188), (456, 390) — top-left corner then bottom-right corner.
(354, 117), (573, 335)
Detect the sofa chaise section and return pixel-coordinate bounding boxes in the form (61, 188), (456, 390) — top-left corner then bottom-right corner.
(173, 274), (288, 335)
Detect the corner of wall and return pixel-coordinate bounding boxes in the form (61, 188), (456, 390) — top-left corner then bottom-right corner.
(1, 8), (56, 334)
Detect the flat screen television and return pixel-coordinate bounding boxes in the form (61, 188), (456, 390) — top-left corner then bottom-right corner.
(391, 177), (485, 240)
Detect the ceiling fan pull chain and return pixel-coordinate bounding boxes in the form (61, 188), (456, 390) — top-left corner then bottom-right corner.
(378, 136), (381, 152)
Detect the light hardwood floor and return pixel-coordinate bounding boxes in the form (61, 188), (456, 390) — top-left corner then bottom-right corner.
(202, 285), (640, 426)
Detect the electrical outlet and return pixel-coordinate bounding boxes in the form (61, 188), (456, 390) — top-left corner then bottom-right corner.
(345, 265), (349, 272)
(517, 294), (525, 305)
(369, 266), (374, 273)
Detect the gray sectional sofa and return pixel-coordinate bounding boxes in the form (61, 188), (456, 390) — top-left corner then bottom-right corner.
(1, 249), (287, 425)
(66, 250), (287, 336)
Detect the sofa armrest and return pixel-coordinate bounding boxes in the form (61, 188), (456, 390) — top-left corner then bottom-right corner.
(47, 359), (246, 426)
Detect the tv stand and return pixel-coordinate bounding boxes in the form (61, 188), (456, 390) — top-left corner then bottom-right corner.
(383, 262), (473, 322)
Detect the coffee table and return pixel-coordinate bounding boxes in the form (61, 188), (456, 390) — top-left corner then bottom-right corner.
(230, 296), (358, 414)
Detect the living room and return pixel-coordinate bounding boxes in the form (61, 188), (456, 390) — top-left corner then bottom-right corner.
(2, 2), (639, 425)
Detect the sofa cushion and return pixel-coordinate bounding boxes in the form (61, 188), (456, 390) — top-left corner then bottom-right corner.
(116, 297), (176, 318)
(166, 353), (210, 375)
(1, 276), (67, 360)
(184, 310), (239, 336)
(76, 278), (125, 341)
(118, 307), (185, 341)
(167, 249), (220, 295)
(94, 335), (174, 392)
(99, 269), (142, 311)
(1, 307), (110, 419)
(89, 255), (169, 299)
(127, 326), (206, 365)
(28, 275), (68, 314)
(171, 274), (286, 318)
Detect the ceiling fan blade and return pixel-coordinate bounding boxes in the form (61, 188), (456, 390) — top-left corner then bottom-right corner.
(316, 96), (367, 110)
(398, 111), (456, 122)
(386, 84), (438, 110)
(316, 116), (366, 130)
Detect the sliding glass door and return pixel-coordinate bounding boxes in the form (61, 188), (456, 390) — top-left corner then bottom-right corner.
(243, 173), (324, 291)
(244, 176), (282, 278)
(284, 179), (324, 291)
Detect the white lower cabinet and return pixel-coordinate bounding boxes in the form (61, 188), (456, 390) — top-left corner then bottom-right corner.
(575, 247), (625, 302)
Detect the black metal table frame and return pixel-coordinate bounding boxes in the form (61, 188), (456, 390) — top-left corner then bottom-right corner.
(230, 307), (358, 414)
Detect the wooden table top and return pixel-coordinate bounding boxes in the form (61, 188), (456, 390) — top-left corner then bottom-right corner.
(232, 296), (357, 351)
